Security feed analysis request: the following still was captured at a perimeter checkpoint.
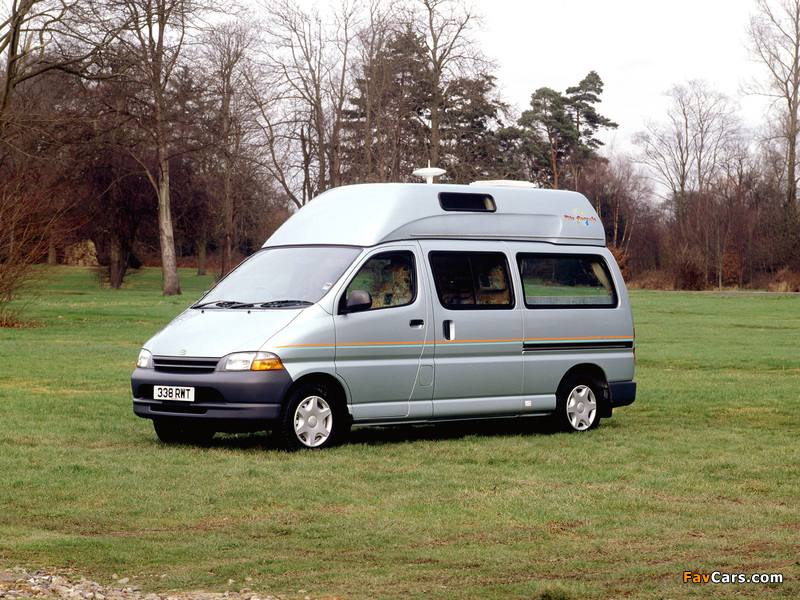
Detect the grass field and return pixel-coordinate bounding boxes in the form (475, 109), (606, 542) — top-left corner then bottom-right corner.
(1, 267), (798, 599)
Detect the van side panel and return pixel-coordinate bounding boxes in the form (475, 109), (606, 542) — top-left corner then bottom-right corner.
(506, 243), (635, 400)
(332, 249), (433, 421)
(419, 240), (524, 417)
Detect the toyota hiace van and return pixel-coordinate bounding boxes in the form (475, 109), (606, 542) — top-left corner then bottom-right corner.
(131, 182), (636, 449)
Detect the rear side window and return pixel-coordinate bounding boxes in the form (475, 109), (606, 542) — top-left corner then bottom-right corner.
(430, 252), (514, 309)
(517, 254), (617, 308)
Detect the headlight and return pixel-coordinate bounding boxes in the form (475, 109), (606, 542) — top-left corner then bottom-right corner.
(221, 352), (285, 372)
(136, 349), (153, 369)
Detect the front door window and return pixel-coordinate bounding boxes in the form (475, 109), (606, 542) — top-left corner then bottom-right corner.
(343, 251), (415, 310)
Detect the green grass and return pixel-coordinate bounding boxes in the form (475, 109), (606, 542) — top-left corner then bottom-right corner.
(1, 269), (799, 599)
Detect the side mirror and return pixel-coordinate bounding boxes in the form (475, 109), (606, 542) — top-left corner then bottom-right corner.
(344, 290), (372, 313)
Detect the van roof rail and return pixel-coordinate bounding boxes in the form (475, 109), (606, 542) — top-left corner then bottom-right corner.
(470, 180), (536, 188)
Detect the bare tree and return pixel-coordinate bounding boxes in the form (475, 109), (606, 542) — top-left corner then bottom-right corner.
(706, 171), (753, 289)
(254, 0), (361, 207)
(748, 0), (800, 214)
(0, 165), (71, 324)
(403, 0), (483, 168)
(0, 0), (125, 138)
(107, 0), (213, 295)
(634, 81), (742, 287)
(583, 152), (649, 255)
(347, 1), (502, 184)
(634, 81), (739, 224)
(0, 0), (128, 320)
(344, 0), (408, 183)
(201, 18), (257, 276)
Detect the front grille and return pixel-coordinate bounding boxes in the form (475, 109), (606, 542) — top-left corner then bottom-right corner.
(153, 356), (220, 374)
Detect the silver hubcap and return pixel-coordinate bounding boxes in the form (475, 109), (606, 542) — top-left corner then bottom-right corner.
(566, 385), (597, 431)
(293, 395), (333, 447)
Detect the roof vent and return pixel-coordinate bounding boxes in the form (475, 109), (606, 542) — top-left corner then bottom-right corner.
(470, 179), (536, 188)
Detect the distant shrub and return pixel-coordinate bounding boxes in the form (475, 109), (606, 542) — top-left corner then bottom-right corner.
(627, 269), (677, 290)
(608, 245), (630, 279)
(678, 259), (705, 290)
(763, 268), (800, 292)
(62, 240), (99, 267)
(721, 246), (743, 287)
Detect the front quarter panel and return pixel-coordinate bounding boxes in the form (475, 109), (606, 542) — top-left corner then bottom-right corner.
(266, 303), (338, 383)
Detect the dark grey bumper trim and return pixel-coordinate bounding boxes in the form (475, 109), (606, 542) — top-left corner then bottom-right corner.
(131, 367), (292, 424)
(133, 399), (282, 422)
(608, 380), (636, 408)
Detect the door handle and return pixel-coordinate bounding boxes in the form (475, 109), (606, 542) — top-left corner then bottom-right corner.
(409, 319), (424, 328)
(443, 319), (455, 340)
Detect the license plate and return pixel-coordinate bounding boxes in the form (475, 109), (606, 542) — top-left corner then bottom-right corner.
(154, 385), (195, 402)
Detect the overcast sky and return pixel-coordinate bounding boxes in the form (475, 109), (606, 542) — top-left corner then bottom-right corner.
(480, 0), (768, 153)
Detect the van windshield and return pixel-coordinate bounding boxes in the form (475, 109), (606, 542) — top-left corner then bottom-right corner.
(194, 246), (361, 309)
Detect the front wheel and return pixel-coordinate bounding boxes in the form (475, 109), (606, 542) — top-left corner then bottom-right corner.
(279, 382), (349, 450)
(556, 376), (601, 432)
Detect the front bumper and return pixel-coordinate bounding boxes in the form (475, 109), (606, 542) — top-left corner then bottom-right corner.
(131, 366), (293, 426)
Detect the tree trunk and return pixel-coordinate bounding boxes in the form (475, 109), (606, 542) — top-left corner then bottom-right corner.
(108, 234), (128, 290)
(47, 237), (57, 265)
(429, 93), (441, 168)
(221, 97), (233, 277)
(197, 238), (207, 277)
(787, 107), (798, 213)
(221, 179), (232, 277)
(157, 141), (181, 295)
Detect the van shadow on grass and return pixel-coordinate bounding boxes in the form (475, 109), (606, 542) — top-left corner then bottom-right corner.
(170, 415), (570, 452)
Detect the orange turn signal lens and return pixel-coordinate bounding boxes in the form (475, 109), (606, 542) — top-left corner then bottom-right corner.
(251, 352), (285, 371)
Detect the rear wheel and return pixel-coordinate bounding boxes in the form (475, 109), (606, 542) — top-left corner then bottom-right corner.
(556, 375), (601, 432)
(153, 419), (215, 444)
(280, 382), (349, 450)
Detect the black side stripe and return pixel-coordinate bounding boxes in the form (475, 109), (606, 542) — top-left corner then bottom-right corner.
(523, 341), (634, 352)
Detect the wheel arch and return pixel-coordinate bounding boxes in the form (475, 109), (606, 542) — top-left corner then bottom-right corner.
(557, 363), (611, 418)
(282, 372), (352, 424)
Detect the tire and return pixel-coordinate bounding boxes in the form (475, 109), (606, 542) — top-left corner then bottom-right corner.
(279, 382), (349, 450)
(153, 418), (215, 444)
(556, 375), (601, 432)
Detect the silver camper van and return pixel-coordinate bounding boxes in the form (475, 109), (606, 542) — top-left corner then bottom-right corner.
(132, 182), (636, 449)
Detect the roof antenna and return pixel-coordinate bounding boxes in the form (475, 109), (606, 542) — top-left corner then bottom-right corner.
(413, 161), (446, 184)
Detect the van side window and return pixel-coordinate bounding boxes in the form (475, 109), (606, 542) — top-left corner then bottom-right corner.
(429, 252), (514, 309)
(517, 254), (617, 308)
(343, 251), (415, 310)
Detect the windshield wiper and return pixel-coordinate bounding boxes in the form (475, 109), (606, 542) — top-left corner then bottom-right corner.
(194, 300), (312, 309)
(258, 300), (314, 308)
(193, 300), (254, 309)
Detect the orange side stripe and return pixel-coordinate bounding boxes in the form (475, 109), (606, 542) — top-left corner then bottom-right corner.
(276, 343), (335, 349)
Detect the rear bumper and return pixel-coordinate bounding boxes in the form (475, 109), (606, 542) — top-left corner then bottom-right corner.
(131, 367), (293, 426)
(608, 380), (636, 408)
